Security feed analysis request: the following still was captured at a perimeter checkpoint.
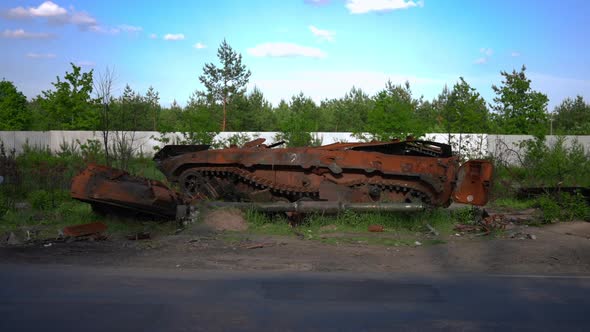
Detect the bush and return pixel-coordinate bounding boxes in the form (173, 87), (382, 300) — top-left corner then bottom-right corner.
(520, 136), (590, 187)
(0, 191), (9, 218)
(536, 192), (590, 223)
(28, 190), (53, 210)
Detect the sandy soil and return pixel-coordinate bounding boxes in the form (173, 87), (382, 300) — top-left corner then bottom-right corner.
(2, 216), (590, 274)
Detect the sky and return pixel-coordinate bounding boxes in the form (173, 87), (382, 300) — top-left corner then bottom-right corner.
(1, 0), (589, 110)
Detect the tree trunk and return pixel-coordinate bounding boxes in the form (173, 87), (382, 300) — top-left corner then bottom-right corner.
(222, 94), (227, 131)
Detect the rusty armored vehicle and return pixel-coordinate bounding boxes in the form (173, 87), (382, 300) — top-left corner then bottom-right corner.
(71, 138), (493, 218)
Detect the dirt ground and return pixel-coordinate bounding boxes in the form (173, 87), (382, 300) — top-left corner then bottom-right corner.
(2, 210), (590, 274)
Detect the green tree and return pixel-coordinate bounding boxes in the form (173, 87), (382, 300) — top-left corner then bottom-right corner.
(40, 63), (98, 129)
(491, 65), (549, 136)
(321, 87), (373, 132)
(145, 86), (161, 131)
(0, 80), (30, 130)
(277, 93), (318, 146)
(553, 96), (590, 135)
(361, 81), (424, 141)
(180, 92), (220, 144)
(198, 39), (251, 131)
(229, 87), (274, 131)
(440, 77), (490, 133)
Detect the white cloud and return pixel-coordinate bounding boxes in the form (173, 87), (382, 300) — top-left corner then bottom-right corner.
(309, 25), (335, 42)
(69, 11), (97, 27)
(346, 0), (424, 14)
(247, 42), (327, 58)
(26, 52), (56, 59)
(149, 33), (158, 39)
(31, 1), (67, 17)
(1, 29), (55, 39)
(479, 47), (493, 56)
(511, 51), (521, 57)
(164, 33), (185, 41)
(474, 48), (493, 64)
(4, 2), (116, 33)
(6, 1), (67, 18)
(193, 42), (207, 49)
(89, 25), (120, 34)
(118, 24), (142, 33)
(474, 57), (488, 64)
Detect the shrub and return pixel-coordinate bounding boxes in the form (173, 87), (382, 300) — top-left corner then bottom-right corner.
(536, 192), (590, 223)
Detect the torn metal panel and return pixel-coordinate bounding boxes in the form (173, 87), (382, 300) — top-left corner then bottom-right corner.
(62, 222), (108, 237)
(71, 164), (182, 219)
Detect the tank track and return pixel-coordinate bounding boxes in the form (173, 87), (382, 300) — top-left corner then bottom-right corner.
(180, 166), (434, 205)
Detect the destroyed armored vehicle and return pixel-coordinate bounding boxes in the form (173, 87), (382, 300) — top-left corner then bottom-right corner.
(71, 138), (493, 218)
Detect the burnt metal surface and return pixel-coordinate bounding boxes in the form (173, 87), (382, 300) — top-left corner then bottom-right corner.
(71, 164), (182, 219)
(156, 138), (493, 208)
(62, 222), (108, 237)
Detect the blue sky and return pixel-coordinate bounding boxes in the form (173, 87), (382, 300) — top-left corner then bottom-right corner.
(1, 0), (589, 110)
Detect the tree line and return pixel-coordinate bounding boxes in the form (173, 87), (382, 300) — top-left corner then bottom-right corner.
(1, 40), (589, 141)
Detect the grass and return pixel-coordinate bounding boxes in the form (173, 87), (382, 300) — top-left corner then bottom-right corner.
(0, 198), (176, 240)
(490, 197), (536, 210)
(244, 208), (462, 247)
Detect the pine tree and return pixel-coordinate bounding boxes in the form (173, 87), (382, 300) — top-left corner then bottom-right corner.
(198, 39), (251, 131)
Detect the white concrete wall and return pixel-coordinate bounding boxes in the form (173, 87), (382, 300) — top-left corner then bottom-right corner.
(1, 131), (589, 165)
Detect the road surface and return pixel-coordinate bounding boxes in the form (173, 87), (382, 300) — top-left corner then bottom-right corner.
(1, 264), (589, 331)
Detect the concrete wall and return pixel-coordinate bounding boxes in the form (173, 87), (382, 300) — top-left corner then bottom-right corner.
(1, 131), (589, 165)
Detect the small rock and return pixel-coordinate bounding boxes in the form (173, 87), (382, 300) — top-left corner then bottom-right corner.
(6, 232), (21, 245)
(527, 234), (537, 240)
(455, 233), (461, 237)
(414, 241), (422, 246)
(43, 243), (52, 247)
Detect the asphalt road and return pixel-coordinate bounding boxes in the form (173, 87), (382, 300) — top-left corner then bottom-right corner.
(1, 264), (590, 331)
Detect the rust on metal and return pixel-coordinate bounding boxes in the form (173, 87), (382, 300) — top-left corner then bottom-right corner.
(71, 138), (494, 219)
(71, 164), (183, 219)
(368, 225), (384, 232)
(156, 138), (493, 208)
(62, 221), (108, 237)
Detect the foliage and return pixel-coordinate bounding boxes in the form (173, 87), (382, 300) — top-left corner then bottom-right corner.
(199, 39), (251, 131)
(439, 77), (490, 134)
(0, 80), (30, 130)
(553, 95), (590, 135)
(491, 65), (549, 137)
(225, 133), (256, 147)
(536, 192), (590, 222)
(28, 190), (54, 210)
(276, 93), (318, 147)
(520, 136), (590, 187)
(39, 63), (98, 129)
(0, 190), (8, 218)
(359, 81), (425, 141)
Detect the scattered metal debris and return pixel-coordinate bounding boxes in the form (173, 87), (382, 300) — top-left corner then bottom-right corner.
(70, 164), (183, 219)
(454, 214), (508, 235)
(243, 242), (276, 249)
(426, 223), (439, 236)
(62, 222), (108, 238)
(368, 224), (384, 232)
